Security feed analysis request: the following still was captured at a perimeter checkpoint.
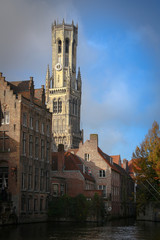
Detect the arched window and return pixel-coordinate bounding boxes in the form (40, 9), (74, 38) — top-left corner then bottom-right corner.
(58, 98), (62, 113)
(65, 38), (69, 53)
(58, 40), (62, 53)
(65, 38), (69, 67)
(53, 100), (57, 113)
(72, 40), (75, 56)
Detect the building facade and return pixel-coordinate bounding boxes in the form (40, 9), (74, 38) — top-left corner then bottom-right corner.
(45, 20), (82, 151)
(72, 134), (121, 216)
(51, 144), (100, 198)
(0, 73), (52, 223)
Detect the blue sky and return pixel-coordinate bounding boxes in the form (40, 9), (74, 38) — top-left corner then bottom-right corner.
(0, 0), (160, 160)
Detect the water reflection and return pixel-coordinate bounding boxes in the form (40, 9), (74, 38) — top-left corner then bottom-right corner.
(0, 219), (160, 240)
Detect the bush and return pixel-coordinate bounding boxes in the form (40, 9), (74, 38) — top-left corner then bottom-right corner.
(48, 193), (105, 222)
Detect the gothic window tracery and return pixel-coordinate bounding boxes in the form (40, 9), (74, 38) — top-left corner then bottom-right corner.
(53, 100), (57, 113)
(53, 99), (62, 114)
(58, 98), (62, 113)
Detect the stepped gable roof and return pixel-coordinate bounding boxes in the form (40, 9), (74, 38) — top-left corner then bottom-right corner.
(8, 81), (44, 107)
(98, 147), (120, 173)
(111, 155), (121, 165)
(9, 80), (30, 92)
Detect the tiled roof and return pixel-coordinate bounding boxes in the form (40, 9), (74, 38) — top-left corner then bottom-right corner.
(114, 162), (132, 179)
(67, 148), (79, 154)
(65, 152), (95, 182)
(111, 155), (121, 165)
(98, 147), (120, 173)
(35, 89), (42, 101)
(8, 81), (44, 107)
(52, 151), (95, 182)
(9, 81), (30, 92)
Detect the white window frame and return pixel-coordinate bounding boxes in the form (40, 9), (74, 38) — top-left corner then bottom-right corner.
(84, 153), (89, 161)
(99, 170), (106, 178)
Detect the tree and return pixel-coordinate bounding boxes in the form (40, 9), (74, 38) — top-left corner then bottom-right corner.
(132, 121), (160, 209)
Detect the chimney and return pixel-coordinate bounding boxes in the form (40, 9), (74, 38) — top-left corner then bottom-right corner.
(123, 159), (129, 172)
(41, 85), (45, 106)
(57, 144), (65, 171)
(90, 134), (98, 147)
(29, 77), (34, 99)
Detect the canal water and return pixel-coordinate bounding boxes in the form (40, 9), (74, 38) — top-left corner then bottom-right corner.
(0, 219), (160, 240)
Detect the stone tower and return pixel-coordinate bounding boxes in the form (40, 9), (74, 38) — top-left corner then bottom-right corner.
(45, 20), (82, 151)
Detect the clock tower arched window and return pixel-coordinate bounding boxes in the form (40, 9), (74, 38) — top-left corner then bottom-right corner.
(58, 40), (62, 53)
(65, 38), (69, 53)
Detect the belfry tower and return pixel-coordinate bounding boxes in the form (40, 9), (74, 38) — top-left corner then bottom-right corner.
(45, 20), (82, 151)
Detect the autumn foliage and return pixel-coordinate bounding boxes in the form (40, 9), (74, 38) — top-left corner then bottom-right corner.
(132, 121), (160, 207)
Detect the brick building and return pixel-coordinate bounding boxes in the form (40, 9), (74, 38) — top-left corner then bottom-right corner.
(51, 145), (102, 198)
(0, 73), (52, 223)
(70, 134), (121, 216)
(112, 156), (135, 217)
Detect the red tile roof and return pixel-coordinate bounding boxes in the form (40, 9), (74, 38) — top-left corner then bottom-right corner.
(52, 151), (95, 182)
(67, 148), (79, 154)
(111, 155), (121, 165)
(9, 81), (30, 92)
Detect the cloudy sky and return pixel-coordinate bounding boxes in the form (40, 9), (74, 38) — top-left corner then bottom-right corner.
(1, 0), (160, 160)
